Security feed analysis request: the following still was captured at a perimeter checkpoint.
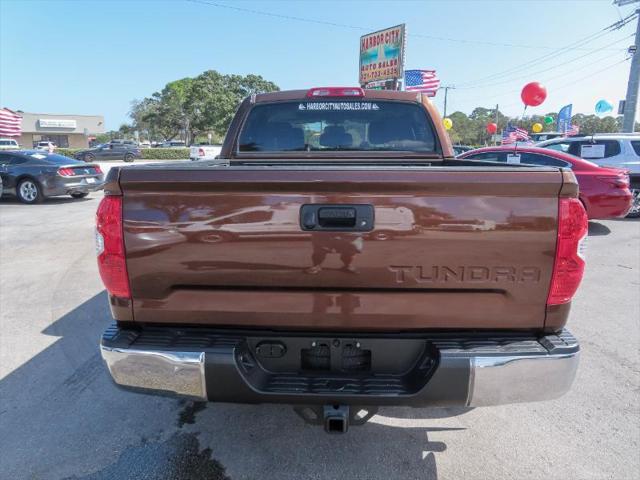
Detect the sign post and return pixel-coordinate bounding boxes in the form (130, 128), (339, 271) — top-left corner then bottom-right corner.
(359, 24), (406, 90)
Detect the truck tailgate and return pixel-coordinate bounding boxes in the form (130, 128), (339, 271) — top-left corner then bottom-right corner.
(119, 166), (563, 330)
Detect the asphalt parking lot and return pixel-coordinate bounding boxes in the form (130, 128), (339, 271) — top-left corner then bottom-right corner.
(0, 182), (638, 480)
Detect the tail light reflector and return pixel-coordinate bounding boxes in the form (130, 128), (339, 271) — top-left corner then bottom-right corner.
(306, 87), (365, 97)
(547, 198), (588, 306)
(96, 196), (130, 299)
(58, 167), (75, 176)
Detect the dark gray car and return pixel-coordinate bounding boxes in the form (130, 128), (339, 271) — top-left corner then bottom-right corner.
(0, 150), (104, 204)
(75, 142), (142, 163)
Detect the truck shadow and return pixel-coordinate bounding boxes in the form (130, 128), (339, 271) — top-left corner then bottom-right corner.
(0, 196), (94, 205)
(0, 291), (467, 480)
(588, 221), (611, 236)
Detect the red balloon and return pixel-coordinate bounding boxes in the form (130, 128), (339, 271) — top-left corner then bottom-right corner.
(486, 122), (497, 134)
(521, 82), (547, 107)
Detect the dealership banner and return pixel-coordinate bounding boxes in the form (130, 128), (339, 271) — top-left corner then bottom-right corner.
(359, 24), (406, 86)
(557, 104), (572, 134)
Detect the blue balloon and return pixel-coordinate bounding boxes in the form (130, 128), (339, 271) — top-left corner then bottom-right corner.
(595, 99), (613, 115)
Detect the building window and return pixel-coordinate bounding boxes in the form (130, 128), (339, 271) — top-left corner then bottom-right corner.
(36, 135), (69, 148)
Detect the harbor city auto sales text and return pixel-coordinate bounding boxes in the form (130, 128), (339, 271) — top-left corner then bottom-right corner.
(360, 58), (401, 81)
(360, 28), (402, 50)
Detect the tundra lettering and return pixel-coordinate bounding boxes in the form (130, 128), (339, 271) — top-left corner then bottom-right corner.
(388, 265), (542, 284)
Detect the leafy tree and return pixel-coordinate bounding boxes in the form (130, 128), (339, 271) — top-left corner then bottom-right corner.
(94, 132), (113, 143)
(127, 72), (633, 146)
(446, 109), (633, 146)
(127, 70), (279, 145)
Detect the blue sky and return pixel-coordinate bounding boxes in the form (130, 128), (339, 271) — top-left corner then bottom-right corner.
(1, 0), (638, 130)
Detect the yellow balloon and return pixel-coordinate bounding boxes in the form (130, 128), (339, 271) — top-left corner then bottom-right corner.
(443, 118), (453, 130)
(532, 122), (543, 133)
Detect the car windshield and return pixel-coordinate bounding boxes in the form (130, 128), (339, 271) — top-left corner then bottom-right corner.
(238, 100), (438, 153)
(0, 140), (17, 145)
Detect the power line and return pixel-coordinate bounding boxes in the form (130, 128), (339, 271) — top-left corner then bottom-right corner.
(484, 57), (632, 111)
(455, 53), (630, 108)
(456, 34), (633, 90)
(185, 0), (630, 52)
(454, 11), (637, 87)
(553, 57), (631, 91)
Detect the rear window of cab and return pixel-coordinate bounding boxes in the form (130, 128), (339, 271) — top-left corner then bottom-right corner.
(237, 101), (438, 153)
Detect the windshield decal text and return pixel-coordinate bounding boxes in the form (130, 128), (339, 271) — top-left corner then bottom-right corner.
(299, 102), (379, 111)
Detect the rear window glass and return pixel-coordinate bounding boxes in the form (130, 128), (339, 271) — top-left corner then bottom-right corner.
(28, 153), (81, 165)
(464, 152), (508, 163)
(631, 141), (640, 156)
(543, 142), (571, 153)
(238, 101), (437, 153)
(568, 140), (620, 158)
(519, 153), (572, 168)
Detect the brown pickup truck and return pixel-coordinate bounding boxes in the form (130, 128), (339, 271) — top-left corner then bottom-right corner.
(98, 87), (586, 433)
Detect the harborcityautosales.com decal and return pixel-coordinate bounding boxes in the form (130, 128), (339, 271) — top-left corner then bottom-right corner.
(299, 102), (380, 111)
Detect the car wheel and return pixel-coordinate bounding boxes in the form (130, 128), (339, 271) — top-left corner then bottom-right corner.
(627, 188), (640, 218)
(17, 178), (43, 204)
(83, 153), (95, 163)
(70, 192), (89, 199)
(124, 153), (134, 163)
(200, 231), (232, 243)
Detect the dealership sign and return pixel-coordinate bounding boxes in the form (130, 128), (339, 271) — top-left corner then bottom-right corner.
(359, 24), (405, 85)
(39, 119), (77, 129)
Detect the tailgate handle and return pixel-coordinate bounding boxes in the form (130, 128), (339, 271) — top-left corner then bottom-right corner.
(300, 205), (374, 231)
(318, 207), (356, 227)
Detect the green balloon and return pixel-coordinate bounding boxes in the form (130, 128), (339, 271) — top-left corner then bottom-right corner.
(544, 115), (554, 125)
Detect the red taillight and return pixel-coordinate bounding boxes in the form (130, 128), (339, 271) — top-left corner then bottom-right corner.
(547, 198), (588, 306)
(58, 167), (75, 176)
(94, 165), (103, 174)
(306, 87), (365, 97)
(96, 196), (130, 299)
(198, 148), (205, 156)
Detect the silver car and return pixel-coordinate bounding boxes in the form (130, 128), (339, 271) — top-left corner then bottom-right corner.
(536, 134), (640, 217)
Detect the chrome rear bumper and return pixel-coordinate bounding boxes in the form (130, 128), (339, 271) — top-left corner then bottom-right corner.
(100, 326), (579, 407)
(101, 348), (207, 400)
(468, 351), (579, 406)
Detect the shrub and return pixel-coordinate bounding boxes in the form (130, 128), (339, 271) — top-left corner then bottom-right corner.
(52, 147), (190, 160)
(140, 148), (190, 160)
(55, 148), (83, 158)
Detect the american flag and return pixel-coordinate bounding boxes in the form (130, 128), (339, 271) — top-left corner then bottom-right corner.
(404, 70), (440, 96)
(565, 124), (580, 136)
(0, 108), (22, 137)
(501, 125), (530, 144)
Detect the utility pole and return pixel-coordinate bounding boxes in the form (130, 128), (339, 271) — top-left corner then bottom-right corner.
(495, 104), (500, 145)
(442, 86), (455, 118)
(621, 4), (640, 131)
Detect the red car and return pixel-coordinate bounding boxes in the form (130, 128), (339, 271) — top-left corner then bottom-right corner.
(459, 146), (632, 219)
